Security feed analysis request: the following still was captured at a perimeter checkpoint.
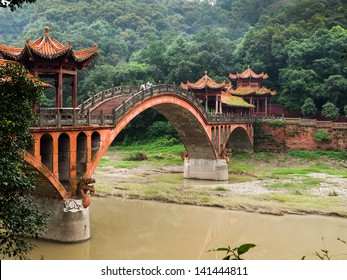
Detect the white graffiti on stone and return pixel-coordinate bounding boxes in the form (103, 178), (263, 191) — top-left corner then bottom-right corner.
(64, 199), (83, 213)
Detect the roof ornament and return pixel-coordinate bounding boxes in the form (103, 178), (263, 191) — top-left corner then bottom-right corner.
(203, 70), (208, 80)
(45, 26), (50, 37)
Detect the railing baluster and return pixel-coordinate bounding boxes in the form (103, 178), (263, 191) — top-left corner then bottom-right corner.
(57, 110), (61, 127)
(112, 108), (116, 125)
(100, 110), (104, 125)
(81, 102), (84, 114)
(87, 109), (90, 126)
(73, 109), (77, 126)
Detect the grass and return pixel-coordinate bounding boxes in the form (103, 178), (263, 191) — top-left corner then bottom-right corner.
(285, 150), (347, 161)
(98, 158), (140, 169)
(107, 138), (185, 167)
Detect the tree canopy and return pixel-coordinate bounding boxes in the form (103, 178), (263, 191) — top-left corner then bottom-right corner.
(0, 61), (48, 259)
(0, 0), (346, 115)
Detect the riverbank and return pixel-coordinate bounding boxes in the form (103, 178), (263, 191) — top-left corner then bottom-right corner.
(93, 143), (347, 217)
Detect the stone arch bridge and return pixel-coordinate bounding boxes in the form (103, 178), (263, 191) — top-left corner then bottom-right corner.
(26, 84), (254, 242)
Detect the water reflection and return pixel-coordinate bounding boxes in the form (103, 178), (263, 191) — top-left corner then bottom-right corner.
(30, 197), (347, 260)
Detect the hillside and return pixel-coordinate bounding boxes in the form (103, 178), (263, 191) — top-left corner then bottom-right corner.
(1, 0), (346, 115)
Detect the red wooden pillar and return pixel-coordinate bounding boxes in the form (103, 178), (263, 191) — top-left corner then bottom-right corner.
(219, 96), (222, 114)
(72, 71), (78, 108)
(33, 133), (41, 161)
(265, 97), (268, 116)
(257, 99), (259, 114)
(56, 67), (63, 108)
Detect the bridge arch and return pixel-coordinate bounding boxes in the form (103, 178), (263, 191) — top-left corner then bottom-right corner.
(86, 93), (217, 177)
(227, 126), (253, 153)
(24, 152), (68, 198)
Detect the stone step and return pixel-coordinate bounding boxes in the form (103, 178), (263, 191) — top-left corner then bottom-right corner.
(90, 94), (132, 115)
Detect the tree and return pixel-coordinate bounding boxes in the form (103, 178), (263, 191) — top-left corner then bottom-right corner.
(321, 102), (339, 120)
(0, 0), (36, 11)
(0, 61), (49, 259)
(344, 105), (347, 117)
(301, 98), (317, 117)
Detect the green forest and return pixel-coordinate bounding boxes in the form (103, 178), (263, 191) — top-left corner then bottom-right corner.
(1, 0), (346, 116)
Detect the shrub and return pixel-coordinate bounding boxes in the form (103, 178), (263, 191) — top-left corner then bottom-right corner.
(266, 119), (285, 127)
(124, 152), (148, 161)
(301, 98), (317, 117)
(314, 130), (331, 142)
(146, 121), (179, 140)
(321, 102), (339, 120)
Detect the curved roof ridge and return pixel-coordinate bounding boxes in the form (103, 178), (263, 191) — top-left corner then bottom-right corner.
(0, 27), (99, 64)
(229, 65), (268, 80)
(181, 71), (231, 90)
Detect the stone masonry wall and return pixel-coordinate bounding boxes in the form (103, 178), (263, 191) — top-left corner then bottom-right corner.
(255, 119), (347, 151)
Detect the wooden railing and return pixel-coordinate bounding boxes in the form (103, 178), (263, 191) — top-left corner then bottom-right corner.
(77, 84), (139, 113)
(257, 116), (347, 129)
(33, 84), (255, 127)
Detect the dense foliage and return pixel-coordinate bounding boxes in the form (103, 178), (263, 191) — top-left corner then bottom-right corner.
(1, 0), (346, 140)
(0, 61), (48, 259)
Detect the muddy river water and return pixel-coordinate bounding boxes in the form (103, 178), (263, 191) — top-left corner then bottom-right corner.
(29, 197), (347, 260)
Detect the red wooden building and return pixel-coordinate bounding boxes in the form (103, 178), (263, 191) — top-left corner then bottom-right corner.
(181, 71), (254, 115)
(229, 66), (276, 116)
(0, 27), (99, 108)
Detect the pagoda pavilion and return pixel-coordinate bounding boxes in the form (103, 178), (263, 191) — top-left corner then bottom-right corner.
(181, 71), (254, 115)
(228, 66), (276, 116)
(0, 27), (99, 108)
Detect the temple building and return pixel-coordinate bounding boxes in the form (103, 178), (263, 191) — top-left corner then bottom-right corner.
(228, 66), (277, 116)
(0, 27), (99, 108)
(181, 71), (254, 116)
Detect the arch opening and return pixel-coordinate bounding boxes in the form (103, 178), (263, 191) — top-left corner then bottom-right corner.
(87, 94), (221, 180)
(91, 132), (101, 159)
(77, 132), (87, 177)
(152, 103), (216, 159)
(58, 133), (70, 188)
(40, 133), (53, 172)
(227, 127), (253, 153)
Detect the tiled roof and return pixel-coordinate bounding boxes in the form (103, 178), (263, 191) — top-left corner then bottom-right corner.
(181, 71), (231, 90)
(0, 44), (24, 59)
(72, 45), (99, 62)
(229, 65), (268, 80)
(26, 33), (71, 59)
(229, 86), (277, 96)
(221, 91), (254, 108)
(0, 59), (51, 88)
(0, 27), (99, 64)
